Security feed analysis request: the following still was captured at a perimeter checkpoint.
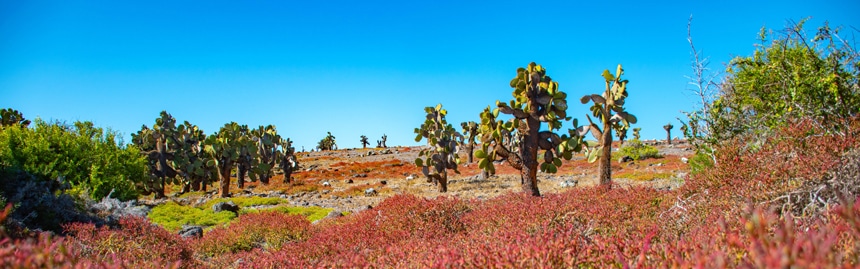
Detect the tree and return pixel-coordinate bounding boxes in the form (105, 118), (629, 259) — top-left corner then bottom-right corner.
(250, 125), (282, 185)
(663, 123), (674, 144)
(171, 121), (212, 193)
(414, 104), (461, 192)
(580, 64), (637, 186)
(234, 124), (258, 189)
(0, 108), (30, 128)
(360, 135), (370, 149)
(204, 122), (255, 198)
(377, 134), (387, 148)
(131, 111), (180, 198)
(632, 127), (642, 140)
(475, 62), (584, 196)
(460, 121), (478, 164)
(317, 132), (337, 151)
(684, 18), (859, 151)
(279, 138), (298, 184)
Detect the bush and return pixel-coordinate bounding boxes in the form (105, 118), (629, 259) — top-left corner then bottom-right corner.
(0, 120), (147, 201)
(64, 216), (194, 268)
(194, 211), (312, 257)
(148, 202), (236, 232)
(617, 139), (661, 161)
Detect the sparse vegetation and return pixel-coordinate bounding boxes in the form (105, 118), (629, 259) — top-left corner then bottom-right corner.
(617, 139), (661, 161)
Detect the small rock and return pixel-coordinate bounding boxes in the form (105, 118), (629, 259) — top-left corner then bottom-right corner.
(353, 173), (368, 178)
(324, 211), (343, 219)
(322, 190), (330, 194)
(347, 179), (354, 184)
(680, 157), (689, 164)
(365, 188), (377, 197)
(559, 180), (578, 188)
(619, 156), (633, 163)
(322, 181), (331, 187)
(380, 180), (387, 185)
(178, 225), (203, 239)
(212, 201), (240, 213)
(406, 175), (414, 180)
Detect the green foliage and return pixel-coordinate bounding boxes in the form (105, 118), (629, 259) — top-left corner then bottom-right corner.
(202, 196), (286, 209)
(0, 108), (30, 128)
(0, 119), (146, 201)
(414, 104), (461, 192)
(705, 19), (859, 143)
(260, 205), (333, 222)
(317, 132), (337, 151)
(688, 151), (714, 175)
(617, 139), (661, 161)
(148, 201), (237, 232)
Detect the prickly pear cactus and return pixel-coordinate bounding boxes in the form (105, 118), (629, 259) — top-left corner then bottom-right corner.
(475, 62), (584, 196)
(579, 64), (637, 186)
(279, 137), (298, 184)
(460, 121), (478, 164)
(633, 127), (642, 140)
(0, 108), (30, 127)
(204, 122), (256, 198)
(360, 135), (370, 148)
(413, 104), (461, 192)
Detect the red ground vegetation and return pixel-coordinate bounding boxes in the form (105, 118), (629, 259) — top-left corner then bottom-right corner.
(3, 119), (859, 268)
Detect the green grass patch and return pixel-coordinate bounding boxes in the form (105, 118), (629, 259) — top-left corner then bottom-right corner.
(199, 196), (287, 209)
(618, 139), (661, 161)
(148, 202), (237, 232)
(615, 171), (674, 181)
(255, 206), (334, 222)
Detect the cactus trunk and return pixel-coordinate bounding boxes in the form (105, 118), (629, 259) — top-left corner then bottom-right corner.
(598, 121), (613, 186)
(520, 118), (541, 196)
(237, 164), (246, 189)
(438, 172), (448, 192)
(218, 164), (231, 198)
(666, 130), (672, 144)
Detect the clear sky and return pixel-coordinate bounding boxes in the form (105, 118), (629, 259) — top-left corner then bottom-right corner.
(1, 0), (858, 150)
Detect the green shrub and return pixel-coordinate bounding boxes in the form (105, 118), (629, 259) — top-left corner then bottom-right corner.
(617, 139), (661, 161)
(148, 202), (236, 232)
(688, 151), (714, 175)
(259, 206), (333, 222)
(0, 119), (147, 201)
(201, 196), (286, 209)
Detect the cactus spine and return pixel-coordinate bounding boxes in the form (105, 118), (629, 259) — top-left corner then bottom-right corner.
(580, 64), (637, 186)
(414, 104), (461, 192)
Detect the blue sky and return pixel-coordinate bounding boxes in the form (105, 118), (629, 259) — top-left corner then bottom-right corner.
(1, 0), (858, 150)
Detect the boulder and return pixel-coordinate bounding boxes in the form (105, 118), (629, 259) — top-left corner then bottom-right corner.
(364, 188), (377, 197)
(212, 201), (240, 213)
(619, 156), (634, 163)
(325, 211), (343, 219)
(559, 180), (578, 188)
(178, 225), (203, 239)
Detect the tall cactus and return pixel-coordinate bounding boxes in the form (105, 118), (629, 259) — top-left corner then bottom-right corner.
(664, 123), (674, 144)
(580, 64), (637, 186)
(360, 135), (370, 149)
(0, 108), (30, 127)
(317, 132), (337, 151)
(250, 125), (282, 185)
(235, 124), (259, 189)
(279, 137), (298, 184)
(632, 127), (642, 140)
(414, 104), (461, 192)
(476, 62), (584, 196)
(171, 121), (211, 193)
(460, 121), (478, 164)
(131, 111), (180, 198)
(377, 134), (387, 148)
(204, 122), (255, 198)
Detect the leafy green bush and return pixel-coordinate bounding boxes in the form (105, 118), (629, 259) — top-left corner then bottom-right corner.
(0, 119), (147, 201)
(201, 196), (286, 209)
(259, 206), (333, 222)
(148, 202), (236, 231)
(617, 139), (660, 161)
(688, 151), (714, 175)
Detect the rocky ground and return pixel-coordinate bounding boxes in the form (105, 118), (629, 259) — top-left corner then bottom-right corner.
(142, 139), (694, 214)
